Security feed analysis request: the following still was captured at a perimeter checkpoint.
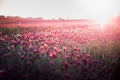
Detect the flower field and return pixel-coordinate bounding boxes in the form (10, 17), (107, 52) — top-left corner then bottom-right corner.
(0, 17), (120, 80)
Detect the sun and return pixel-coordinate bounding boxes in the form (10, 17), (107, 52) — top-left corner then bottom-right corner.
(95, 17), (111, 29)
(79, 0), (119, 28)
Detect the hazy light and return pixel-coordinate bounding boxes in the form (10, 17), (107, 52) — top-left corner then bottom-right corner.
(0, 0), (120, 21)
(77, 0), (120, 25)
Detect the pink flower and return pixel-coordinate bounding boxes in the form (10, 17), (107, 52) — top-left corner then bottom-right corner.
(50, 61), (54, 66)
(76, 61), (81, 66)
(10, 40), (19, 45)
(3, 35), (8, 42)
(29, 57), (34, 62)
(88, 61), (93, 66)
(74, 47), (78, 51)
(44, 43), (47, 49)
(117, 52), (120, 55)
(83, 57), (89, 64)
(57, 49), (61, 54)
(68, 44), (72, 48)
(82, 68), (88, 74)
(63, 63), (69, 70)
(28, 39), (32, 45)
(54, 46), (58, 52)
(26, 61), (31, 66)
(64, 73), (71, 79)
(49, 51), (56, 58)
(86, 54), (90, 59)
(63, 47), (67, 52)
(39, 46), (45, 53)
(4, 53), (11, 57)
(0, 32), (2, 38)
(20, 55), (24, 60)
(65, 54), (69, 59)
(29, 44), (33, 49)
(0, 32), (2, 35)
(33, 49), (39, 54)
(75, 54), (80, 60)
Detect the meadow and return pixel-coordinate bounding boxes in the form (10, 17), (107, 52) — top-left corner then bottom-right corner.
(0, 16), (120, 80)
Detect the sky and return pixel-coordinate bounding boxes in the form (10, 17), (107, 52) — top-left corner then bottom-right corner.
(0, 0), (120, 20)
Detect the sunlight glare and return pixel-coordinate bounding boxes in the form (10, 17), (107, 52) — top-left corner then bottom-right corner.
(77, 0), (119, 28)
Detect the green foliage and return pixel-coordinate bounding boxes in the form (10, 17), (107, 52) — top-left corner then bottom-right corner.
(0, 26), (20, 36)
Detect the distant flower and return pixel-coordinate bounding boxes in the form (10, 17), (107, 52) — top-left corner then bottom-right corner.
(3, 35), (8, 42)
(44, 43), (47, 49)
(63, 47), (67, 52)
(65, 53), (69, 59)
(75, 54), (80, 60)
(29, 44), (33, 49)
(49, 52), (53, 57)
(10, 40), (19, 45)
(76, 61), (81, 66)
(49, 51), (56, 58)
(39, 46), (45, 53)
(33, 49), (39, 54)
(82, 52), (86, 55)
(28, 39), (32, 45)
(88, 61), (93, 66)
(68, 44), (72, 48)
(57, 49), (61, 54)
(54, 46), (58, 52)
(86, 54), (90, 59)
(74, 47), (78, 51)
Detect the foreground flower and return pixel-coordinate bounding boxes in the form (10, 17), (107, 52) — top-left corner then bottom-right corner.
(0, 69), (4, 78)
(63, 63), (69, 70)
(20, 55), (25, 60)
(50, 61), (54, 66)
(64, 73), (71, 79)
(86, 54), (90, 59)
